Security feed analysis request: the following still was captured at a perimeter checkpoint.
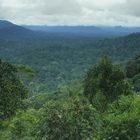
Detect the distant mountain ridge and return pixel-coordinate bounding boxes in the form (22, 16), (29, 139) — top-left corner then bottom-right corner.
(0, 20), (37, 40)
(1, 20), (140, 40)
(24, 25), (140, 37)
(0, 20), (14, 29)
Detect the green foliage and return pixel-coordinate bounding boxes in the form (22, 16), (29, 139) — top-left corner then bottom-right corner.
(100, 95), (140, 140)
(126, 53), (140, 91)
(33, 97), (101, 140)
(101, 113), (140, 140)
(126, 53), (140, 78)
(0, 60), (28, 119)
(84, 56), (131, 103)
(1, 33), (140, 92)
(0, 54), (140, 140)
(16, 64), (36, 78)
(91, 92), (108, 113)
(0, 109), (39, 140)
(9, 109), (39, 140)
(131, 74), (140, 92)
(24, 81), (83, 110)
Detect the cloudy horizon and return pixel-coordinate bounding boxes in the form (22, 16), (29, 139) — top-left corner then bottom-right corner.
(0, 0), (140, 26)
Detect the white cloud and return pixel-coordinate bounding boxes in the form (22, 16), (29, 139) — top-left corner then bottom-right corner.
(0, 0), (140, 26)
(117, 0), (140, 17)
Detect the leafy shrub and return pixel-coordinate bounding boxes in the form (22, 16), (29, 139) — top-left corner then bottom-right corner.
(9, 109), (39, 140)
(33, 97), (101, 140)
(131, 74), (140, 91)
(100, 95), (140, 140)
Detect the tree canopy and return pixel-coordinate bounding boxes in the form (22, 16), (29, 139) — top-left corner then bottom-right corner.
(0, 60), (28, 119)
(84, 56), (131, 103)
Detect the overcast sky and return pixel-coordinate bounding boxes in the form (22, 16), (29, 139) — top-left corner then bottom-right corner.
(0, 0), (140, 26)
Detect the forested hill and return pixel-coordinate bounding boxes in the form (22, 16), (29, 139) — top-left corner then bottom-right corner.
(96, 32), (140, 60)
(24, 25), (140, 38)
(0, 26), (140, 92)
(0, 20), (41, 40)
(1, 52), (140, 140)
(0, 20), (14, 29)
(1, 20), (140, 40)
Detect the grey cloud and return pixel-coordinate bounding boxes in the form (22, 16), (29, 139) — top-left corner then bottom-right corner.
(123, 0), (140, 16)
(111, 0), (140, 17)
(11, 0), (82, 16)
(0, 0), (140, 26)
(0, 0), (83, 24)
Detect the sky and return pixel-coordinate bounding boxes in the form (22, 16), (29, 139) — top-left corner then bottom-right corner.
(0, 0), (140, 26)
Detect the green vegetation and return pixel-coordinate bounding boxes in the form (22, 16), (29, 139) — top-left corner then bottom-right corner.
(84, 56), (131, 103)
(0, 60), (28, 119)
(33, 97), (99, 140)
(0, 53), (140, 139)
(0, 33), (140, 92)
(100, 95), (140, 140)
(16, 64), (36, 78)
(126, 53), (140, 91)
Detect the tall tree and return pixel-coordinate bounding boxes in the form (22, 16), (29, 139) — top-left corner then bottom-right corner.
(0, 60), (28, 119)
(84, 56), (131, 103)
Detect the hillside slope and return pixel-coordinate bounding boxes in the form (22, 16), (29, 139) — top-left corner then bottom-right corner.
(0, 20), (38, 40)
(0, 31), (140, 92)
